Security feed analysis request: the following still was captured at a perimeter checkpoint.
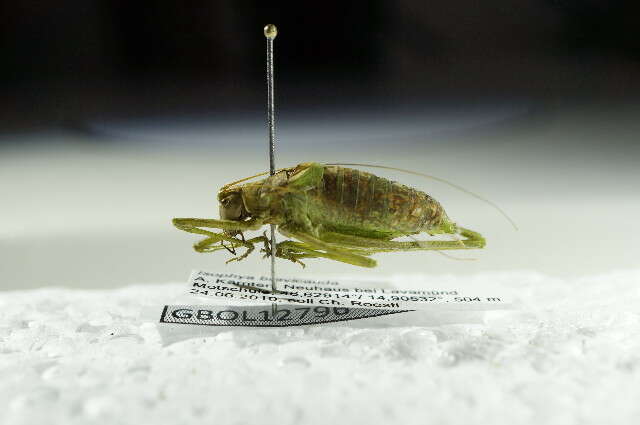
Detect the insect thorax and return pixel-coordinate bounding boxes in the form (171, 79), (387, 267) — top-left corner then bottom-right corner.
(235, 172), (289, 224)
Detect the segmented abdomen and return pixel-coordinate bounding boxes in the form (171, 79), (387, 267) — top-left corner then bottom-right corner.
(310, 165), (445, 235)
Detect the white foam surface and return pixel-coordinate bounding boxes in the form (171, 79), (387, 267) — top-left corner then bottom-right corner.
(1, 270), (639, 424)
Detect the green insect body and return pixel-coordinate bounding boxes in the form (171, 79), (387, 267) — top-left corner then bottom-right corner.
(173, 162), (485, 268)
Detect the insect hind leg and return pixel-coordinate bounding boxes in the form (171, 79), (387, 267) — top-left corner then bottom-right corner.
(319, 226), (485, 253)
(279, 225), (377, 268)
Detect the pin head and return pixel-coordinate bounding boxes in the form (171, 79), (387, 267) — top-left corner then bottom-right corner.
(264, 24), (278, 39)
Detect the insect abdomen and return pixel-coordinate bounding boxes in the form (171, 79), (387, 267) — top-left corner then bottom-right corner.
(312, 165), (446, 235)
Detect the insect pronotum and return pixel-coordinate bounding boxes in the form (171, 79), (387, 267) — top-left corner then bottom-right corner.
(172, 162), (515, 268)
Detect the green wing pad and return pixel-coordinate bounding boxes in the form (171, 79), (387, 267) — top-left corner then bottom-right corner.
(288, 163), (325, 190)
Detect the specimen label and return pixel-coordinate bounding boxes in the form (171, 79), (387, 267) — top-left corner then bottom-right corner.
(186, 270), (511, 311)
(160, 304), (406, 328)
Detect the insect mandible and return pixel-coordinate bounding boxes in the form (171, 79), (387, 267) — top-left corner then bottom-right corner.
(172, 162), (516, 268)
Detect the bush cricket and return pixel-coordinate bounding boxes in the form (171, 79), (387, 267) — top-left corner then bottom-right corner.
(173, 162), (516, 268)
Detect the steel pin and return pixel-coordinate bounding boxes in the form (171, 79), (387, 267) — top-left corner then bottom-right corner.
(264, 24), (278, 317)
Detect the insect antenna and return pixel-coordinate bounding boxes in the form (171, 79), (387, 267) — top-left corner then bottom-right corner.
(435, 250), (476, 261)
(220, 169), (278, 192)
(325, 162), (518, 231)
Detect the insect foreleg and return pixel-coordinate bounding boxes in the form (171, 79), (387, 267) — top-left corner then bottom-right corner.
(172, 218), (265, 261)
(194, 234), (269, 264)
(173, 217), (263, 234)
